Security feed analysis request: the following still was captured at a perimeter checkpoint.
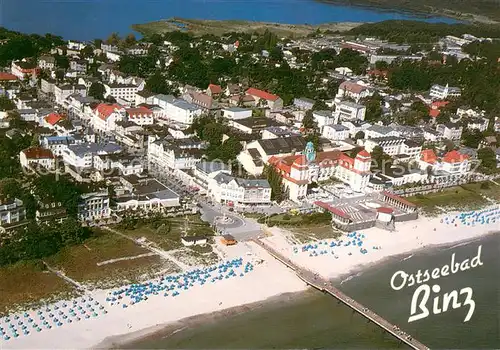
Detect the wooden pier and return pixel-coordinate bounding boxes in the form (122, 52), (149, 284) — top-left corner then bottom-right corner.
(252, 239), (429, 350)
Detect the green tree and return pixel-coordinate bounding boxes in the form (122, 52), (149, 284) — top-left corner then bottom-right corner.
(477, 147), (497, 172)
(107, 32), (120, 46)
(264, 164), (283, 202)
(302, 110), (318, 130)
(462, 129), (483, 148)
(88, 82), (105, 100)
(0, 96), (15, 111)
(363, 94), (383, 122)
(146, 71), (173, 95)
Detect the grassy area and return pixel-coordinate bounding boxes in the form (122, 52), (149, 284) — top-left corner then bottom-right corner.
(406, 185), (490, 215)
(132, 17), (361, 37)
(461, 181), (500, 202)
(44, 229), (169, 289)
(0, 261), (76, 316)
(290, 225), (343, 244)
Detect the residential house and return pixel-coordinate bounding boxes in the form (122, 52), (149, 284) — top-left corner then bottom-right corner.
(69, 59), (87, 73)
(135, 90), (155, 106)
(104, 83), (138, 102)
(126, 106), (154, 126)
(206, 84), (222, 98)
(429, 84), (461, 100)
(322, 124), (350, 141)
(221, 107), (252, 120)
(313, 110), (336, 129)
(166, 99), (202, 125)
(19, 147), (56, 170)
(245, 88), (283, 111)
(38, 56), (56, 70)
(363, 137), (422, 161)
(467, 117), (489, 132)
(364, 125), (399, 139)
(62, 142), (122, 169)
(335, 100), (366, 121)
(293, 97), (315, 111)
(0, 197), (26, 228)
(40, 135), (78, 156)
(336, 81), (371, 102)
(54, 84), (86, 105)
(92, 103), (126, 133)
(40, 78), (56, 95)
(436, 122), (463, 140)
(148, 136), (205, 170)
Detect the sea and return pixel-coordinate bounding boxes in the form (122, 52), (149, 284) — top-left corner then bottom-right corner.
(0, 0), (457, 40)
(130, 232), (500, 349)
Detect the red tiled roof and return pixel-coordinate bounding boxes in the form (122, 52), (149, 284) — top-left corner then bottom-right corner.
(429, 109), (440, 118)
(246, 87), (279, 102)
(22, 147), (54, 159)
(368, 69), (388, 77)
(208, 83), (222, 94)
(377, 207), (394, 214)
(382, 191), (416, 208)
(126, 106), (152, 117)
(95, 103), (123, 120)
(421, 149), (437, 164)
(314, 201), (351, 220)
(431, 100), (449, 109)
(356, 149), (371, 158)
(339, 81), (367, 95)
(442, 150), (469, 163)
(44, 112), (64, 126)
(0, 72), (18, 81)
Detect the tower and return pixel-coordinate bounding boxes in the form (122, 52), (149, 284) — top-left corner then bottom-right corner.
(352, 149), (371, 192)
(303, 141), (316, 164)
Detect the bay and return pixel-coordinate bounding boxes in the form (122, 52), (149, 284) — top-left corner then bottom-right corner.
(0, 0), (456, 40)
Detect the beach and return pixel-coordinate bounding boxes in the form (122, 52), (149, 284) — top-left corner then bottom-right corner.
(0, 205), (498, 349)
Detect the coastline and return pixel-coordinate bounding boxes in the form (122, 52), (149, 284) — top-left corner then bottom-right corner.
(1, 206), (498, 349)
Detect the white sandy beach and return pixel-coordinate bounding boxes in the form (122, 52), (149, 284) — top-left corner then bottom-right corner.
(1, 206), (498, 349)
(263, 205), (500, 281)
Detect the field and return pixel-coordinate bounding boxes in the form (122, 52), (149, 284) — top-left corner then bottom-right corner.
(406, 182), (500, 215)
(132, 17), (362, 37)
(0, 261), (77, 316)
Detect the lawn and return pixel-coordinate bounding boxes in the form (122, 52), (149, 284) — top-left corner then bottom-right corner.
(44, 229), (169, 289)
(0, 261), (77, 316)
(290, 225), (343, 244)
(406, 185), (489, 215)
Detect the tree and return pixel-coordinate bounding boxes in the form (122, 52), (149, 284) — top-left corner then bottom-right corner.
(354, 131), (365, 140)
(0, 96), (15, 111)
(264, 164), (283, 202)
(124, 33), (137, 47)
(88, 82), (105, 100)
(302, 110), (317, 130)
(54, 54), (69, 69)
(462, 129), (483, 149)
(312, 100), (328, 111)
(363, 94), (383, 122)
(375, 61), (389, 70)
(55, 69), (65, 81)
(107, 32), (120, 46)
(477, 147), (497, 172)
(146, 71), (173, 95)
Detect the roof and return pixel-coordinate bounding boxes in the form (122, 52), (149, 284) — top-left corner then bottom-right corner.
(429, 109), (441, 118)
(126, 106), (153, 117)
(421, 149), (437, 164)
(44, 112), (65, 126)
(195, 161), (230, 174)
(0, 72), (17, 81)
(381, 191), (416, 208)
(314, 201), (351, 220)
(257, 136), (307, 156)
(357, 149), (371, 158)
(377, 207), (394, 214)
(208, 83), (222, 94)
(22, 147), (54, 159)
(339, 81), (368, 94)
(246, 87), (279, 102)
(95, 103), (123, 120)
(442, 150), (469, 163)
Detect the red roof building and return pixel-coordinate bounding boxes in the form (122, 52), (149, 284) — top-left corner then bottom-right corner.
(421, 149), (438, 164)
(207, 83), (222, 95)
(246, 87), (279, 102)
(0, 72), (18, 81)
(21, 147), (54, 159)
(442, 150), (469, 163)
(94, 103), (123, 120)
(44, 112), (65, 126)
(429, 108), (441, 118)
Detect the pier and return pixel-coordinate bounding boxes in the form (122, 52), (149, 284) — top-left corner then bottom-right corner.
(252, 239), (429, 350)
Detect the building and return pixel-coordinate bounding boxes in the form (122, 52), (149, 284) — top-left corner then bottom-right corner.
(322, 124), (350, 141)
(436, 122), (463, 140)
(38, 56), (56, 70)
(78, 191), (111, 222)
(92, 103), (126, 133)
(207, 173), (272, 206)
(193, 161), (231, 190)
(293, 97), (315, 111)
(206, 83), (222, 97)
(62, 142), (122, 169)
(335, 100), (366, 121)
(419, 149), (471, 182)
(429, 84), (461, 100)
(40, 78), (56, 95)
(104, 83), (138, 102)
(221, 107), (253, 120)
(245, 88), (283, 111)
(114, 178), (180, 212)
(269, 143), (371, 201)
(19, 147), (56, 170)
(40, 135), (77, 156)
(166, 99), (202, 125)
(11, 61), (39, 79)
(54, 84), (87, 105)
(148, 136), (205, 171)
(135, 90), (155, 106)
(0, 197), (26, 228)
(126, 106), (154, 126)
(364, 125), (398, 139)
(467, 118), (489, 132)
(313, 110), (336, 129)
(363, 137), (422, 160)
(336, 81), (371, 102)
(181, 236), (208, 246)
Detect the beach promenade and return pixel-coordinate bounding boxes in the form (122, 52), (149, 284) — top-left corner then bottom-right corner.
(252, 238), (429, 350)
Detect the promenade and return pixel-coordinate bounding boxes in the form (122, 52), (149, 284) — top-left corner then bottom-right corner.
(252, 239), (430, 350)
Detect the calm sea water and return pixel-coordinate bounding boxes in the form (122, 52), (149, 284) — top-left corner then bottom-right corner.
(0, 0), (457, 40)
(132, 233), (499, 349)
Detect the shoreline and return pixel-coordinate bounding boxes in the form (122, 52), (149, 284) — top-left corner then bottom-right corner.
(1, 206), (498, 349)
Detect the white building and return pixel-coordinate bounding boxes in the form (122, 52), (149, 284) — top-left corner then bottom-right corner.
(126, 106), (154, 126)
(62, 143), (122, 169)
(78, 191), (110, 222)
(0, 197), (26, 227)
(429, 84), (461, 100)
(19, 147), (56, 170)
(322, 124), (350, 141)
(104, 83), (138, 102)
(148, 136), (204, 171)
(436, 123), (463, 140)
(335, 100), (366, 121)
(166, 99), (202, 125)
(54, 84), (86, 105)
(467, 118), (489, 132)
(336, 81), (371, 102)
(313, 110), (336, 129)
(92, 103), (126, 133)
(208, 173), (272, 205)
(221, 107), (253, 120)
(363, 137), (422, 160)
(40, 135), (78, 156)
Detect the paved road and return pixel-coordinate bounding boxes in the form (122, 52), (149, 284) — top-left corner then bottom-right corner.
(253, 239), (429, 350)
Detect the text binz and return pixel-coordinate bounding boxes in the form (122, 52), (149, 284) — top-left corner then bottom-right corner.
(408, 284), (475, 323)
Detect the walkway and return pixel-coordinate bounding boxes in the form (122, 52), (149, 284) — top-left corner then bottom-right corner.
(252, 239), (429, 350)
